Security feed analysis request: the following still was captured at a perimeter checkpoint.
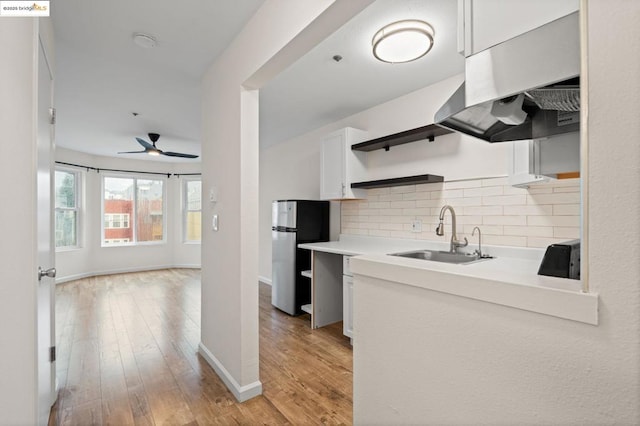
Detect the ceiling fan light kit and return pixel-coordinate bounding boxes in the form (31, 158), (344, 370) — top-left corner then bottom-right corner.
(118, 133), (199, 159)
(372, 19), (434, 63)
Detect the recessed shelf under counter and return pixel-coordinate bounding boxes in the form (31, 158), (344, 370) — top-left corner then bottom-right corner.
(351, 124), (453, 152)
(350, 173), (444, 189)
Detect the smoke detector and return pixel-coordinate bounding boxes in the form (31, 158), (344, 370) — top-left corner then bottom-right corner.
(133, 33), (157, 49)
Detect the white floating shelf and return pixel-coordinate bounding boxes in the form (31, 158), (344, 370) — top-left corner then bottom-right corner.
(301, 270), (312, 279)
(301, 304), (312, 314)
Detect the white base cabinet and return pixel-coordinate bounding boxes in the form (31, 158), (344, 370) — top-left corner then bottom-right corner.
(343, 255), (354, 341)
(343, 276), (353, 339)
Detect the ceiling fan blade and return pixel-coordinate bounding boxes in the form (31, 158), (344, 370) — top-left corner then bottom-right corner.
(135, 137), (154, 150)
(118, 150), (147, 154)
(161, 151), (199, 159)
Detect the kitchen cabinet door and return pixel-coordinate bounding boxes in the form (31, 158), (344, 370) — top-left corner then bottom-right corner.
(320, 127), (367, 200)
(459, 0), (579, 57)
(343, 275), (353, 339)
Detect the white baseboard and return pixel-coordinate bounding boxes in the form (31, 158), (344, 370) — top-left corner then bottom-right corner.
(55, 264), (202, 284)
(198, 342), (262, 402)
(258, 275), (272, 286)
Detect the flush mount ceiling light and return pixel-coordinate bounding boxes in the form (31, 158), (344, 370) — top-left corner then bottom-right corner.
(133, 32), (157, 49)
(372, 20), (434, 63)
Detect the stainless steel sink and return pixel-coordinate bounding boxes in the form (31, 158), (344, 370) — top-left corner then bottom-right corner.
(390, 249), (493, 265)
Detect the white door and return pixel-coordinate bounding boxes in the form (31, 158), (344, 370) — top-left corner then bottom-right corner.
(36, 35), (56, 425)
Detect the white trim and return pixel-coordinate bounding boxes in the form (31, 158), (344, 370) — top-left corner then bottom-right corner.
(54, 264), (202, 285)
(198, 342), (263, 402)
(258, 275), (272, 286)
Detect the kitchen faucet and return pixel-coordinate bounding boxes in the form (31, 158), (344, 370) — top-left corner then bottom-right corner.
(436, 205), (468, 253)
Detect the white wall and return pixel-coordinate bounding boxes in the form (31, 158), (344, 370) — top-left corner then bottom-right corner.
(200, 0), (376, 401)
(353, 1), (640, 423)
(55, 148), (201, 283)
(259, 73), (510, 282)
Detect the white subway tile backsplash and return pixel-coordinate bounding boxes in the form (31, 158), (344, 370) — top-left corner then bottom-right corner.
(504, 225), (553, 237)
(554, 227), (580, 239)
(389, 185), (416, 194)
(553, 186), (580, 193)
(446, 197), (483, 207)
(342, 177), (580, 249)
(402, 191), (431, 201)
(432, 189), (465, 199)
(402, 208), (431, 216)
(463, 206), (504, 216)
(367, 201), (391, 209)
(528, 215), (580, 227)
(482, 195), (528, 206)
(484, 235), (527, 247)
(464, 186), (503, 197)
(553, 204), (580, 216)
(380, 223), (405, 231)
(416, 199), (444, 208)
(463, 225), (504, 235)
(527, 237), (573, 248)
(378, 193), (405, 202)
(503, 205), (553, 216)
(368, 187), (390, 195)
(527, 192), (580, 205)
(483, 215), (528, 226)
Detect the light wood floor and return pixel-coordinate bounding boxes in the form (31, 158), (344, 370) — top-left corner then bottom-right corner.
(49, 269), (353, 425)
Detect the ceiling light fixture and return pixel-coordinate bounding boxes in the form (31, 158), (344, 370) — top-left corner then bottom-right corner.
(372, 20), (434, 64)
(133, 33), (157, 49)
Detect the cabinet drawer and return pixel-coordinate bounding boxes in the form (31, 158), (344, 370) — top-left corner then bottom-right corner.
(343, 255), (353, 277)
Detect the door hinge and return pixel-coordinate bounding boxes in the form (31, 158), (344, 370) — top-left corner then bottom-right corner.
(49, 346), (56, 363)
(49, 108), (56, 125)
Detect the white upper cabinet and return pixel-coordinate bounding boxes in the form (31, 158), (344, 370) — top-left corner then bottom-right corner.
(458, 0), (579, 57)
(320, 127), (368, 200)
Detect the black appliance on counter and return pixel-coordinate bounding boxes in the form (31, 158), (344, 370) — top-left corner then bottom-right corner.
(271, 200), (329, 315)
(538, 239), (580, 280)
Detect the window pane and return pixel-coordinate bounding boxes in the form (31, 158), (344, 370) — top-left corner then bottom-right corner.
(186, 211), (201, 241)
(187, 180), (201, 211)
(137, 179), (163, 242)
(55, 171), (75, 208)
(55, 210), (76, 247)
(104, 177), (134, 244)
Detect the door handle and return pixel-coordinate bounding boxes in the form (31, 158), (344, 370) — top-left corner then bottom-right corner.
(38, 267), (56, 281)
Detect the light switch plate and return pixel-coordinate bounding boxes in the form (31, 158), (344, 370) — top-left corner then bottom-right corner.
(411, 220), (422, 233)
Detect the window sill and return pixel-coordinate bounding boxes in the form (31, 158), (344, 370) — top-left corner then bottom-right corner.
(55, 246), (82, 253)
(101, 241), (166, 248)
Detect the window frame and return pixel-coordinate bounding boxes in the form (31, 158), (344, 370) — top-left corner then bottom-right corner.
(101, 173), (167, 247)
(183, 177), (202, 244)
(54, 167), (81, 251)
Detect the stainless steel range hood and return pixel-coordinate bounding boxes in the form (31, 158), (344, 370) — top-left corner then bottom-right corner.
(435, 12), (580, 143)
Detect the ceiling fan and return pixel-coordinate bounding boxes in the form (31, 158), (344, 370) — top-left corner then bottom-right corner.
(118, 133), (199, 159)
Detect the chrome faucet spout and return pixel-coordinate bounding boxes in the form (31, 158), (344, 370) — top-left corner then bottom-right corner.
(437, 205), (468, 253)
(472, 226), (482, 257)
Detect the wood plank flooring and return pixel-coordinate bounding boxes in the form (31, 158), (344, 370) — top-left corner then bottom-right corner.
(49, 269), (353, 425)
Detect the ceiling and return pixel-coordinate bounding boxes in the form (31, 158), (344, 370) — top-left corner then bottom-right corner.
(52, 0), (463, 162)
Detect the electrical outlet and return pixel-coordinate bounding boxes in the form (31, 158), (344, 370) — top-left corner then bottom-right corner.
(411, 219), (422, 233)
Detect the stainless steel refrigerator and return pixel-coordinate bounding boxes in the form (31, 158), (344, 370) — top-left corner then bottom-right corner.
(271, 200), (329, 315)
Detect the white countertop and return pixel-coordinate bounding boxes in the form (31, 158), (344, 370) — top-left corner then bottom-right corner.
(300, 235), (598, 325)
